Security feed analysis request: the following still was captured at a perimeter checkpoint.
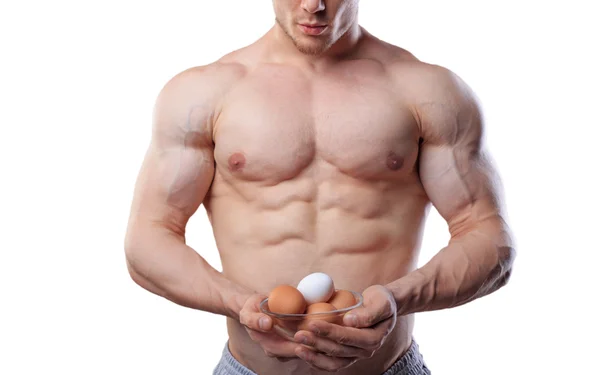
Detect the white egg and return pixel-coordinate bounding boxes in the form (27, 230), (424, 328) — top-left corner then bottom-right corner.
(297, 272), (335, 304)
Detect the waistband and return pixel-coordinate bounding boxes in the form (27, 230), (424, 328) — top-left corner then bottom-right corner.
(213, 338), (429, 375)
(382, 339), (430, 375)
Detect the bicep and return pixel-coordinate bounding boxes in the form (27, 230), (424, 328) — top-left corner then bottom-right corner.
(129, 140), (214, 237)
(419, 141), (503, 237)
(416, 68), (505, 236)
(126, 69), (218, 240)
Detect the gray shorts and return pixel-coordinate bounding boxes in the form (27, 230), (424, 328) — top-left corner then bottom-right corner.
(212, 338), (431, 375)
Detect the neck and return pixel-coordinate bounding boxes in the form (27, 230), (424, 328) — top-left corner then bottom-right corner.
(265, 21), (364, 66)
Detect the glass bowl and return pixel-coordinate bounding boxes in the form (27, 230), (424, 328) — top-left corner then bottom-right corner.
(259, 290), (363, 342)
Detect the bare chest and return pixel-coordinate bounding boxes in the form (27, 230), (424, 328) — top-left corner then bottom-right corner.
(213, 66), (420, 184)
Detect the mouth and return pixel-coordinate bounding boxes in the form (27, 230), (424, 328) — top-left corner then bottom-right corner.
(298, 23), (328, 36)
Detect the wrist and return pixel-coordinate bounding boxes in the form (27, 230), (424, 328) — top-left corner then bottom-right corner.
(385, 269), (429, 316)
(200, 266), (252, 319)
(218, 279), (254, 320)
(226, 290), (253, 320)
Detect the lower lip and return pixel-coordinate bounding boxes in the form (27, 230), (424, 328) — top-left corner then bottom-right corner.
(299, 25), (327, 36)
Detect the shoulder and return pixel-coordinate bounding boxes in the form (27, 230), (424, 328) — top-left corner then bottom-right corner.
(367, 37), (475, 105)
(151, 59), (248, 146)
(410, 63), (479, 120)
(390, 61), (482, 144)
(420, 66), (482, 145)
(154, 41), (262, 110)
(365, 38), (481, 141)
(157, 59), (247, 103)
(384, 54), (472, 102)
(155, 54), (250, 109)
(413, 63), (475, 106)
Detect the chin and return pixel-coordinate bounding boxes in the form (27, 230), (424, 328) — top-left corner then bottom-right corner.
(296, 43), (329, 55)
(293, 36), (332, 56)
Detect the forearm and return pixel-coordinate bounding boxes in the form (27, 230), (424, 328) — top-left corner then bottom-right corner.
(125, 227), (251, 320)
(386, 218), (515, 315)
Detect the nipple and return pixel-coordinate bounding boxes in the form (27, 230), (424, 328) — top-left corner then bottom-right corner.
(386, 152), (404, 171)
(228, 152), (246, 172)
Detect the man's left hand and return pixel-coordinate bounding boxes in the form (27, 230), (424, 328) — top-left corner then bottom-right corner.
(293, 285), (398, 372)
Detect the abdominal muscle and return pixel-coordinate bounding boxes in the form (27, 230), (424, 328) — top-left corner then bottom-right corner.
(203, 169), (429, 375)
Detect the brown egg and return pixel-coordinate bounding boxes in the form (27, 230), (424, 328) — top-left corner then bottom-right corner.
(299, 302), (338, 330)
(306, 302), (338, 317)
(268, 285), (307, 314)
(328, 290), (356, 310)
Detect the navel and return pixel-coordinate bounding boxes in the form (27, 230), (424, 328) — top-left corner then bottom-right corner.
(228, 152), (246, 172)
(386, 152), (404, 171)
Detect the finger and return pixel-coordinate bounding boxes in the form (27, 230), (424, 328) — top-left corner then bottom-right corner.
(239, 295), (272, 332)
(303, 319), (393, 352)
(276, 357), (294, 363)
(247, 329), (304, 358)
(343, 295), (396, 328)
(295, 346), (357, 372)
(370, 314), (397, 338)
(294, 330), (370, 359)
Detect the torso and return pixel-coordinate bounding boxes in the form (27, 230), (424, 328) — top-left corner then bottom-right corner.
(203, 35), (433, 375)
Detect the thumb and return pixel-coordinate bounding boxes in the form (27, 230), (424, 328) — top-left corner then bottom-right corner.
(239, 294), (273, 332)
(342, 306), (370, 328)
(343, 300), (394, 328)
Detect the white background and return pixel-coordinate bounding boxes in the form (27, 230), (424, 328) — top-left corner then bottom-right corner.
(1, 1), (599, 374)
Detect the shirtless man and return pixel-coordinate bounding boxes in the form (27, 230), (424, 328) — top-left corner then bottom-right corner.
(124, 1), (516, 374)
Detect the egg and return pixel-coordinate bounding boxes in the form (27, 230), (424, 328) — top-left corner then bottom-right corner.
(306, 302), (338, 317)
(299, 302), (338, 330)
(296, 272), (335, 305)
(328, 289), (356, 310)
(267, 285), (307, 314)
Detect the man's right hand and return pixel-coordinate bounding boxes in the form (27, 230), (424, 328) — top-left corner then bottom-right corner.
(239, 294), (304, 361)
